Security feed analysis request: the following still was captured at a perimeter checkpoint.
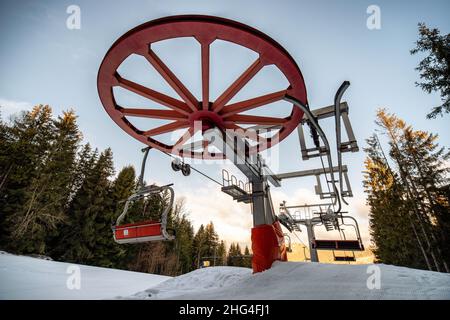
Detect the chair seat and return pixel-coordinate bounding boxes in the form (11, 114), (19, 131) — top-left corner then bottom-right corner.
(113, 220), (163, 243)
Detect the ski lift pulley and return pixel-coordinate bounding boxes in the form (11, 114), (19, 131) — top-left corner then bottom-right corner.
(171, 158), (191, 176)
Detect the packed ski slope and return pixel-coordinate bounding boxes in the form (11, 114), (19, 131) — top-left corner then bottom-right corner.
(1, 252), (450, 299)
(0, 251), (169, 299)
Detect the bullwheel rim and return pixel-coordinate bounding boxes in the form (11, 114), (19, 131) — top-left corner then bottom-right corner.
(97, 15), (308, 159)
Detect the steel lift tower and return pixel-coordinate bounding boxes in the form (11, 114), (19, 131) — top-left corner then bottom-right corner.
(97, 15), (363, 272)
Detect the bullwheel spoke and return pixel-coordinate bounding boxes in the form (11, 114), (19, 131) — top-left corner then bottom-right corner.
(225, 114), (286, 125)
(118, 107), (186, 120)
(200, 41), (211, 110)
(143, 120), (190, 136)
(141, 48), (199, 112)
(220, 89), (288, 118)
(212, 58), (265, 113)
(114, 73), (192, 115)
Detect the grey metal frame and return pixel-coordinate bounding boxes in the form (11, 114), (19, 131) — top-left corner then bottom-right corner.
(296, 102), (358, 161)
(273, 165), (353, 199)
(205, 81), (361, 261)
(205, 128), (278, 226)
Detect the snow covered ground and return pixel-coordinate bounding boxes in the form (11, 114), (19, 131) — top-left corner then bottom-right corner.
(127, 261), (450, 300)
(1, 251), (450, 300)
(0, 251), (169, 299)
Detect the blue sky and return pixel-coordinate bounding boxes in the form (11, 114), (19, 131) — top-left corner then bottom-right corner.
(1, 0), (449, 249)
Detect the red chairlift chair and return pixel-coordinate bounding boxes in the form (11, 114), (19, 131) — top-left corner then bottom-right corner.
(112, 184), (175, 244)
(112, 147), (176, 244)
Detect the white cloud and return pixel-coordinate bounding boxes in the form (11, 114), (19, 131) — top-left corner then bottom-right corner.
(0, 98), (33, 119)
(178, 182), (253, 249)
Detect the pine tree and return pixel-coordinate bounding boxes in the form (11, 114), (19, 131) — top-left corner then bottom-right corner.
(411, 23), (450, 118)
(39, 110), (81, 252)
(68, 143), (96, 202)
(104, 165), (137, 268)
(243, 245), (252, 268)
(171, 199), (195, 273)
(435, 185), (450, 266)
(111, 166), (136, 207)
(1, 106), (81, 254)
(193, 224), (207, 269)
(216, 240), (226, 266)
(49, 144), (98, 259)
(227, 242), (244, 266)
(56, 148), (115, 266)
(203, 222), (219, 264)
(86, 148), (116, 267)
(235, 243), (243, 267)
(0, 106), (54, 251)
(400, 125), (450, 270)
(0, 111), (12, 195)
(0, 112), (13, 244)
(227, 243), (236, 266)
(377, 110), (440, 270)
(365, 109), (450, 272)
(364, 135), (428, 269)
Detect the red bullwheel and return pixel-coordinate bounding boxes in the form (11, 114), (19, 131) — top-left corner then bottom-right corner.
(97, 15), (308, 159)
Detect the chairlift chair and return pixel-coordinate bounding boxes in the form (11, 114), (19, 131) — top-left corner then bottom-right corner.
(112, 147), (176, 244)
(112, 183), (176, 243)
(312, 215), (364, 251)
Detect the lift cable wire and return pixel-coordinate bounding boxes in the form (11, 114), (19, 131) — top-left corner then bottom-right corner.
(162, 151), (223, 187)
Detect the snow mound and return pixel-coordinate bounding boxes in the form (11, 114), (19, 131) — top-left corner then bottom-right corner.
(0, 252), (170, 300)
(126, 266), (252, 299)
(129, 261), (450, 300)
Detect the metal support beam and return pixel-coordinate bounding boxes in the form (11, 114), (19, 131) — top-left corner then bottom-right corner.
(205, 128), (277, 226)
(274, 165), (347, 181)
(297, 100), (358, 160)
(306, 221), (319, 262)
(302, 102), (349, 123)
(341, 112), (358, 152)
